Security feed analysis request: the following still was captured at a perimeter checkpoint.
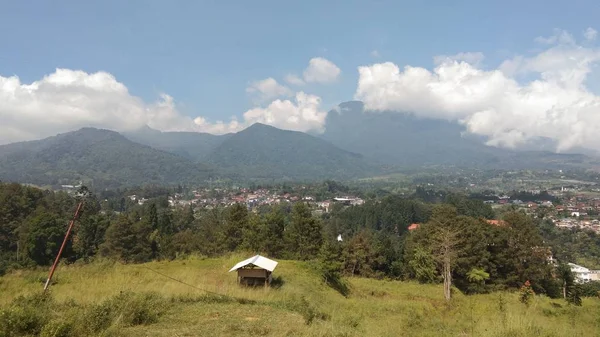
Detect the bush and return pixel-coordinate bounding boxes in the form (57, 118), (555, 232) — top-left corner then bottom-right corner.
(81, 291), (168, 333)
(40, 320), (73, 337)
(0, 292), (54, 337)
(519, 280), (535, 306)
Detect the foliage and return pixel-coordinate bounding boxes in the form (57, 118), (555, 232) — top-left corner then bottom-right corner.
(0, 128), (214, 189)
(285, 202), (323, 260)
(519, 280), (535, 306)
(205, 123), (377, 180)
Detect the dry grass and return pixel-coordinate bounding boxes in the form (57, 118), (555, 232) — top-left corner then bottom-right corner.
(1, 254), (599, 336)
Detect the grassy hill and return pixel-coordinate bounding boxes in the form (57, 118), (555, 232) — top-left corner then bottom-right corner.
(0, 128), (215, 189)
(1, 255), (598, 336)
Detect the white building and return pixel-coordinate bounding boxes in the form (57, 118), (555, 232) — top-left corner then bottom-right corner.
(568, 263), (593, 283)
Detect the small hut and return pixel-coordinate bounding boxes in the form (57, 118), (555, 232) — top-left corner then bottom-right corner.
(229, 255), (278, 286)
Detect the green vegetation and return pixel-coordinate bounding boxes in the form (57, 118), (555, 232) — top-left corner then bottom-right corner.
(0, 128), (214, 189)
(3, 181), (600, 336)
(1, 256), (599, 336)
(205, 123), (376, 180)
(123, 126), (228, 162)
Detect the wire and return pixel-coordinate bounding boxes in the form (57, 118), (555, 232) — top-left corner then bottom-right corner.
(140, 265), (230, 298)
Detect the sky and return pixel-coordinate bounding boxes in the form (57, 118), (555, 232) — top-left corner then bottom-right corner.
(1, 0), (600, 151)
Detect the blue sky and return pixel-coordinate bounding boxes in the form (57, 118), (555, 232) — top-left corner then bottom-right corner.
(1, 1), (600, 150)
(1, 0), (598, 118)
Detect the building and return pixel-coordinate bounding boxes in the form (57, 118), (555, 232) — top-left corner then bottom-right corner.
(568, 263), (593, 283)
(229, 255), (278, 286)
(408, 223), (420, 231)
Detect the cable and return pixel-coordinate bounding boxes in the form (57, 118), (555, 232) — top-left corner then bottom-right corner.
(140, 265), (231, 298)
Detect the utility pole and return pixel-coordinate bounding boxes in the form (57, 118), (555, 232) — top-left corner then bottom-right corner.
(43, 187), (89, 292)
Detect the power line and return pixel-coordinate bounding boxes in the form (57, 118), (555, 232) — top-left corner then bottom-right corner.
(140, 265), (230, 298)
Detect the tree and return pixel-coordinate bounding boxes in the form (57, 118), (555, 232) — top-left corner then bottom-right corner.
(73, 214), (110, 260)
(26, 214), (69, 265)
(428, 205), (462, 301)
(263, 206), (286, 257)
(285, 202), (323, 260)
(99, 215), (153, 263)
(222, 203), (248, 251)
(466, 268), (490, 286)
(240, 213), (266, 253)
(408, 245), (437, 283)
(319, 238), (348, 296)
(557, 263), (575, 299)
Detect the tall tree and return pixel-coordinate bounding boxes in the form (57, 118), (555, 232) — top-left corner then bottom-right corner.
(428, 205), (462, 301)
(263, 206), (286, 257)
(286, 202), (323, 260)
(222, 203), (249, 251)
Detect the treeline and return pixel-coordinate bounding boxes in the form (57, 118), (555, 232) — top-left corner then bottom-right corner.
(1, 182), (599, 301)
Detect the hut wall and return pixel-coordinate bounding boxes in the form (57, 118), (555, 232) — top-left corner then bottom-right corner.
(238, 268), (268, 278)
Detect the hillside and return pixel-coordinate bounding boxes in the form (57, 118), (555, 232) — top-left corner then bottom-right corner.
(1, 256), (598, 336)
(205, 123), (377, 180)
(322, 101), (600, 170)
(123, 126), (229, 161)
(0, 128), (214, 188)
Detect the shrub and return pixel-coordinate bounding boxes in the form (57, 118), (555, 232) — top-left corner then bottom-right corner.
(519, 280), (535, 306)
(0, 293), (53, 337)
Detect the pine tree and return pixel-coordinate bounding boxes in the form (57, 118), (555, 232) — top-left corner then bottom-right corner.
(223, 203), (248, 251)
(285, 202), (323, 260)
(264, 206), (286, 257)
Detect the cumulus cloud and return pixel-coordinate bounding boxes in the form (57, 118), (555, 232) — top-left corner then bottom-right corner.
(284, 74), (305, 86)
(303, 57), (341, 83)
(584, 27), (597, 41)
(534, 29), (575, 45)
(242, 92), (327, 133)
(354, 29), (600, 152)
(0, 69), (328, 144)
(433, 52), (485, 66)
(246, 77), (292, 102)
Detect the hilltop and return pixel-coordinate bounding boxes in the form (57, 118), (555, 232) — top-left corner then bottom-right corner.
(1, 256), (598, 336)
(204, 123), (376, 180)
(0, 128), (215, 188)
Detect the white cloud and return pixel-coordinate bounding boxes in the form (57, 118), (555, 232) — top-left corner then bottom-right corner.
(0, 69), (329, 144)
(284, 74), (305, 86)
(584, 27), (598, 41)
(433, 52), (484, 66)
(370, 50), (381, 58)
(534, 29), (575, 45)
(242, 92), (327, 133)
(354, 29), (600, 152)
(246, 77), (292, 102)
(303, 57), (341, 83)
(0, 69), (164, 144)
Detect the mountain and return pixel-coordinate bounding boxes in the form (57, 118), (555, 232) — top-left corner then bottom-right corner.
(321, 101), (600, 170)
(123, 126), (229, 161)
(0, 128), (214, 188)
(204, 123), (376, 180)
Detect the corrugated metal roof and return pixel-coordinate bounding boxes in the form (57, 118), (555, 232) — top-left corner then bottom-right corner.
(228, 255), (278, 272)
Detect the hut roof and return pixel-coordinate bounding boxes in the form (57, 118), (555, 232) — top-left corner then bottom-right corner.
(228, 255), (278, 272)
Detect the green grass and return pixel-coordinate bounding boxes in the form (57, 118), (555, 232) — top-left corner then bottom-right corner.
(1, 255), (599, 336)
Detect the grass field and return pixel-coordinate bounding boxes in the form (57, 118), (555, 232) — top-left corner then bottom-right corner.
(1, 255), (599, 336)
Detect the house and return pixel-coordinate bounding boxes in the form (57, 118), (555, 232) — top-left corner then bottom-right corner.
(486, 219), (506, 227)
(408, 223), (420, 231)
(229, 255), (278, 286)
(568, 263), (593, 283)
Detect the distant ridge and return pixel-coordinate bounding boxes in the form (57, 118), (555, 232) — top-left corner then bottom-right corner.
(0, 128), (214, 188)
(204, 123), (377, 180)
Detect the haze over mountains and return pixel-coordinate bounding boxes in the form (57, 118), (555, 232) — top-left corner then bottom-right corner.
(0, 100), (598, 188)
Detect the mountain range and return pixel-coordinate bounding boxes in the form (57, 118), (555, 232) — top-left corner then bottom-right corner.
(1, 101), (598, 187)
